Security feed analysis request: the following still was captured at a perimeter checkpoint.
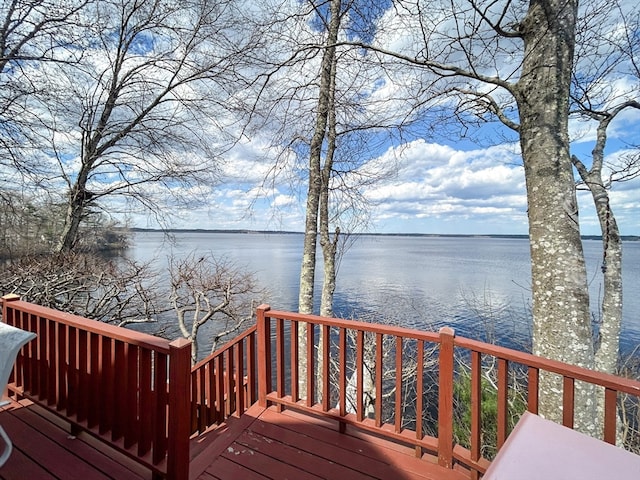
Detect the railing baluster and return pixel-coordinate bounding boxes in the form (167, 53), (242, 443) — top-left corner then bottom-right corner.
(603, 388), (617, 444)
(226, 348), (235, 416)
(100, 335), (114, 435)
(88, 332), (101, 428)
(415, 339), (424, 458)
(235, 337), (245, 417)
(153, 351), (168, 465)
(375, 332), (383, 427)
(339, 327), (347, 433)
(356, 329), (364, 422)
(37, 315), (46, 397)
(276, 317), (285, 411)
(322, 324), (330, 412)
(562, 376), (575, 428)
(290, 320), (299, 403)
(497, 358), (509, 449)
(67, 326), (78, 419)
(527, 366), (539, 414)
(138, 348), (152, 456)
(77, 329), (89, 425)
(47, 319), (56, 406)
(56, 321), (68, 412)
(306, 321), (315, 407)
(470, 350), (482, 480)
(394, 336), (402, 433)
(25, 311), (36, 393)
(113, 341), (126, 441)
(124, 344), (138, 449)
(196, 364), (206, 431)
(247, 331), (257, 406)
(206, 362), (213, 427)
(215, 355), (224, 420)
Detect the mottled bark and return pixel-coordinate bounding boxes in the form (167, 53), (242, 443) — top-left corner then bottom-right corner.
(317, 59), (339, 396)
(319, 50), (339, 319)
(57, 183), (90, 252)
(572, 105), (629, 439)
(297, 0), (342, 399)
(515, 0), (595, 432)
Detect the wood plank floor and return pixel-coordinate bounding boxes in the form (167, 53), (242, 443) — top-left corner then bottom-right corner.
(1, 398), (471, 480)
(190, 404), (470, 480)
(0, 398), (148, 480)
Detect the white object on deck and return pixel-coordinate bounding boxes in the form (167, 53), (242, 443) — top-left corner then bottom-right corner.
(483, 411), (640, 480)
(0, 322), (36, 467)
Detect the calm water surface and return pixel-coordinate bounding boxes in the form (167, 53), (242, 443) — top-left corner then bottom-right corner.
(130, 232), (639, 355)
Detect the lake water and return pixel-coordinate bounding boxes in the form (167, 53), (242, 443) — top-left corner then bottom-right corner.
(129, 231), (640, 355)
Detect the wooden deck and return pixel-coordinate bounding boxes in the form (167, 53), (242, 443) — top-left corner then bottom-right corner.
(193, 403), (470, 480)
(0, 398), (147, 480)
(1, 398), (470, 480)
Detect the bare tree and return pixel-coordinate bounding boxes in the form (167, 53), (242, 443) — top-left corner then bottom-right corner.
(168, 253), (264, 364)
(16, 0), (259, 252)
(296, 0), (342, 316)
(570, 0), (640, 376)
(0, 252), (162, 327)
(0, 0), (91, 174)
(567, 0), (640, 438)
(342, 0), (635, 432)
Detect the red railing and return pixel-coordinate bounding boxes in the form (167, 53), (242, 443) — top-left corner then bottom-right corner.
(189, 326), (258, 434)
(3, 296), (639, 479)
(1, 295), (191, 480)
(256, 305), (640, 478)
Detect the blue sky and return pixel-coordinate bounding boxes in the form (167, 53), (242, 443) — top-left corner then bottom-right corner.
(132, 122), (639, 236)
(126, 1), (640, 237)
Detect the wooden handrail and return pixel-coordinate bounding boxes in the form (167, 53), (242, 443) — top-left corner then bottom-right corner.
(454, 335), (640, 396)
(1, 295), (191, 480)
(256, 305), (640, 478)
(189, 325), (258, 435)
(4, 297), (639, 479)
(0, 295), (170, 351)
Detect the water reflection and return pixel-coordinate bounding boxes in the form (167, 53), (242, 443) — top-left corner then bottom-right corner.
(129, 231), (639, 355)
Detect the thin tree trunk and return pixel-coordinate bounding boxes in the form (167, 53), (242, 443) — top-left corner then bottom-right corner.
(515, 0), (595, 433)
(572, 111), (624, 439)
(297, 0), (342, 400)
(319, 49), (339, 319)
(317, 52), (339, 398)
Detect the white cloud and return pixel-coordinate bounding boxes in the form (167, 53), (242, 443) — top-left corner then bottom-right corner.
(355, 139), (528, 233)
(116, 1), (639, 237)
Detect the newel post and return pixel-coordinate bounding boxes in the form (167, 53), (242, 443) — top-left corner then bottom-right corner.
(438, 327), (455, 469)
(1, 294), (20, 325)
(257, 304), (271, 407)
(166, 338), (191, 480)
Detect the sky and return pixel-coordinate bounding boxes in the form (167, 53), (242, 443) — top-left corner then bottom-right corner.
(131, 128), (639, 236)
(117, 1), (640, 237)
(130, 108), (640, 236)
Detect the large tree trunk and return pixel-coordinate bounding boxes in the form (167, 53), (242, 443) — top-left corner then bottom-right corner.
(515, 0), (595, 433)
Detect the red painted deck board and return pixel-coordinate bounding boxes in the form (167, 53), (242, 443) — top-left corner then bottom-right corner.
(191, 404), (470, 480)
(2, 399), (471, 480)
(0, 399), (146, 480)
